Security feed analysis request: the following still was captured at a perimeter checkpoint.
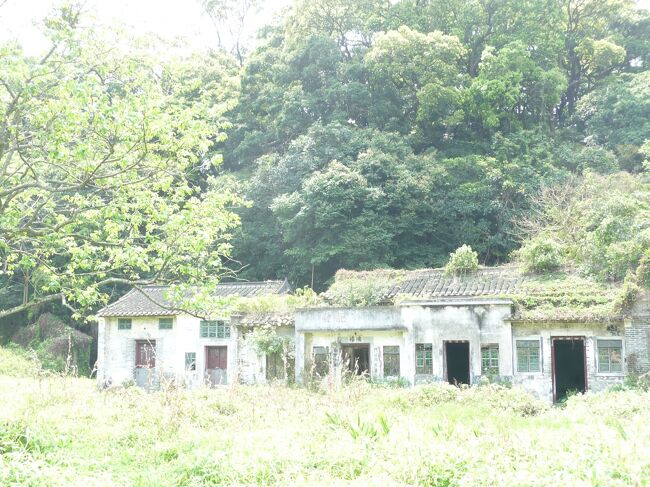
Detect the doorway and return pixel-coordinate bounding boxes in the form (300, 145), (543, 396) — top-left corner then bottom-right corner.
(445, 341), (470, 385)
(134, 340), (156, 388)
(341, 344), (370, 375)
(552, 337), (586, 402)
(205, 346), (228, 386)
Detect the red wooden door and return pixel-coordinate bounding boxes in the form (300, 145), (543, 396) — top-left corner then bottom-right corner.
(135, 340), (156, 368)
(205, 346), (227, 385)
(206, 346), (227, 369)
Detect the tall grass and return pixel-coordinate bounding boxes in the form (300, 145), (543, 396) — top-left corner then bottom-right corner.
(0, 346), (649, 486)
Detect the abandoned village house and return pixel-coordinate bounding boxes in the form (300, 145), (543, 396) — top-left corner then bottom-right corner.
(96, 266), (650, 402)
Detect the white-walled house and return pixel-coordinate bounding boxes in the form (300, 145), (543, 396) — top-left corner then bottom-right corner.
(96, 280), (291, 387)
(96, 267), (650, 402)
(295, 267), (650, 402)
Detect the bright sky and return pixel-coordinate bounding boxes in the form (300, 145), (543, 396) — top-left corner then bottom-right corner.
(1, 0), (649, 55)
(0, 0), (291, 55)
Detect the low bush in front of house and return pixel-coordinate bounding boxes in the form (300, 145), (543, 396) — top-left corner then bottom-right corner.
(1, 360), (649, 485)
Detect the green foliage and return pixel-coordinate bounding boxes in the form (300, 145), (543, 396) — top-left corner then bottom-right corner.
(444, 245), (479, 276)
(325, 270), (399, 306)
(0, 10), (242, 318)
(518, 173), (650, 282)
(1, 374), (650, 485)
(517, 237), (564, 274)
(637, 250), (650, 289)
(509, 273), (623, 322)
(0, 345), (38, 377)
(235, 287), (322, 313)
(245, 326), (294, 356)
(218, 0), (650, 289)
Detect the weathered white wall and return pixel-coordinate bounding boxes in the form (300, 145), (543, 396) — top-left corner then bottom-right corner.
(295, 303), (513, 385)
(402, 303), (514, 384)
(511, 323), (625, 402)
(237, 325), (294, 384)
(97, 314), (237, 387)
(295, 307), (407, 383)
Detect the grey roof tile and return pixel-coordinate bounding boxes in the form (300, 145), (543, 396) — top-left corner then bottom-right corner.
(97, 280), (290, 317)
(383, 267), (525, 300)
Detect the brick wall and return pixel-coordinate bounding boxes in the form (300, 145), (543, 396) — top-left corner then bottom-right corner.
(626, 291), (650, 375)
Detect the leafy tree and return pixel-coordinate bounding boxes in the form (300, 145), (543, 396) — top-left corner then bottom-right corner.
(576, 71), (650, 171)
(0, 8), (242, 318)
(517, 173), (650, 281)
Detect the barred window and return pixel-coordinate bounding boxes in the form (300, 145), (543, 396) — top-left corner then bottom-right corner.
(312, 346), (329, 376)
(383, 346), (400, 377)
(597, 339), (623, 373)
(481, 345), (499, 375)
(415, 343), (433, 374)
(184, 352), (196, 371)
(200, 320), (230, 338)
(159, 317), (173, 330)
(517, 340), (540, 372)
(117, 318), (132, 330)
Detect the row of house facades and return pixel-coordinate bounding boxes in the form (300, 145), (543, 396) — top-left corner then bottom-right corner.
(96, 267), (650, 402)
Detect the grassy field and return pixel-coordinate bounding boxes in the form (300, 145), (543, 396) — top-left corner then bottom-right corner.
(1, 347), (649, 486)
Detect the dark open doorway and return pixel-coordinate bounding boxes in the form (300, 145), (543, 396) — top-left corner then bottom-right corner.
(341, 344), (370, 375)
(552, 337), (586, 402)
(445, 341), (470, 385)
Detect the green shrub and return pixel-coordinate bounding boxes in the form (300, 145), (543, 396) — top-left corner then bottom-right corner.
(637, 250), (650, 288)
(326, 276), (392, 306)
(444, 245), (479, 276)
(0, 345), (38, 377)
(518, 236), (563, 273)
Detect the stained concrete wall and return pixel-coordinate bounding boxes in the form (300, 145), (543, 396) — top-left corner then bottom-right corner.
(402, 303), (513, 384)
(97, 314), (237, 387)
(511, 322), (625, 402)
(295, 303), (513, 385)
(295, 307), (406, 383)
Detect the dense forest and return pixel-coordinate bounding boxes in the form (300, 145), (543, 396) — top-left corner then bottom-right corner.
(219, 0), (650, 289)
(0, 0), (649, 339)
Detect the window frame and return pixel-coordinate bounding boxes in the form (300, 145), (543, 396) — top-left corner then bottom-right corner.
(199, 320), (231, 339)
(184, 352), (196, 371)
(312, 346), (329, 376)
(516, 338), (541, 373)
(481, 344), (499, 376)
(383, 345), (400, 378)
(415, 343), (433, 375)
(117, 318), (132, 330)
(159, 317), (174, 330)
(596, 338), (623, 374)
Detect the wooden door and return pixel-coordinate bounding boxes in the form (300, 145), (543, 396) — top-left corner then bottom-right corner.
(205, 346), (227, 385)
(134, 340), (156, 388)
(135, 340), (156, 368)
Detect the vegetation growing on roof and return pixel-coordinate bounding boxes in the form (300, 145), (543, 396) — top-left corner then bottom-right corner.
(234, 287), (322, 313)
(324, 270), (407, 307)
(444, 245), (480, 277)
(506, 274), (623, 322)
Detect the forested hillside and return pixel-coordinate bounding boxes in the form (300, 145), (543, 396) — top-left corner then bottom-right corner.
(218, 0), (650, 289)
(0, 0), (648, 335)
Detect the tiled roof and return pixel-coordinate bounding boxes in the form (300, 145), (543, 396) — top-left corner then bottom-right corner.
(97, 280), (290, 317)
(236, 312), (295, 327)
(383, 266), (525, 301)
